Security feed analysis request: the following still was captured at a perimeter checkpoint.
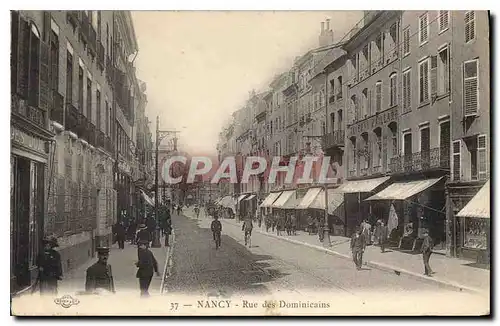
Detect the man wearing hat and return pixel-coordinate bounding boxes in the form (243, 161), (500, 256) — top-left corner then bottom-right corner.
(136, 223), (151, 246)
(136, 240), (160, 297)
(37, 235), (62, 295)
(85, 247), (115, 294)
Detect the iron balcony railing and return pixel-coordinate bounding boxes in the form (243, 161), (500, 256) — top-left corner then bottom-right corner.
(388, 147), (450, 173)
(50, 89), (64, 125)
(66, 11), (81, 29)
(65, 102), (79, 135)
(11, 94), (47, 128)
(322, 130), (345, 149)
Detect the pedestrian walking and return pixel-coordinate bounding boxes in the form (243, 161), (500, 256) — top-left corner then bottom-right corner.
(350, 228), (366, 270)
(242, 217), (253, 247)
(421, 231), (434, 276)
(114, 221), (126, 249)
(85, 247), (115, 294)
(211, 215), (222, 249)
(307, 216), (314, 235)
(37, 235), (62, 296)
(291, 214), (297, 235)
(361, 219), (372, 245)
(378, 220), (388, 253)
(318, 218), (325, 242)
(136, 240), (160, 297)
(136, 224), (151, 248)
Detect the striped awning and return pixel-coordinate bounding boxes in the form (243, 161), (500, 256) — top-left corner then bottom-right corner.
(457, 181), (490, 219)
(365, 177), (443, 201)
(219, 196), (235, 208)
(237, 194), (248, 202)
(336, 176), (390, 193)
(244, 194), (256, 201)
(271, 190), (296, 209)
(309, 188), (344, 215)
(260, 192), (282, 208)
(296, 187), (322, 209)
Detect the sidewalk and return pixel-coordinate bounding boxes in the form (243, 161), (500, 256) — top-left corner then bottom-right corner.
(59, 236), (171, 296)
(196, 209), (489, 296)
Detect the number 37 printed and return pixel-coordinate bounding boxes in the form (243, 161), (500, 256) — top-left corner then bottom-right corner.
(170, 303), (179, 311)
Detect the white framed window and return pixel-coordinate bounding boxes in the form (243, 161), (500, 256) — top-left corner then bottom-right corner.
(375, 81), (382, 112)
(419, 13), (429, 45)
(465, 11), (476, 43)
(418, 58), (430, 104)
(389, 73), (397, 107)
(438, 45), (450, 95)
(402, 69), (411, 113)
(403, 27), (410, 56)
(478, 134), (487, 180)
(452, 140), (461, 181)
(438, 10), (449, 33)
(463, 59), (479, 116)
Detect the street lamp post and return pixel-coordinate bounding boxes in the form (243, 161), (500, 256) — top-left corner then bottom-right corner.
(154, 116), (180, 248)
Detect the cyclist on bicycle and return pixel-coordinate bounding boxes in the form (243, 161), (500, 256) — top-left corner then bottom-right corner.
(211, 216), (222, 249)
(242, 217), (253, 247)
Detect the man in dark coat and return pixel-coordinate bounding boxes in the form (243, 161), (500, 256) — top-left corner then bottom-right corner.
(211, 216), (222, 249)
(136, 224), (151, 247)
(85, 247), (115, 294)
(114, 222), (126, 249)
(136, 240), (160, 297)
(421, 231), (434, 276)
(37, 235), (63, 295)
(350, 228), (366, 270)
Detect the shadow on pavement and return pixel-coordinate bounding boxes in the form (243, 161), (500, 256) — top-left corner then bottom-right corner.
(165, 215), (289, 296)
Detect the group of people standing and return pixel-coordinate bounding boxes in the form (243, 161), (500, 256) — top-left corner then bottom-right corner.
(264, 214), (297, 236)
(350, 219), (389, 270)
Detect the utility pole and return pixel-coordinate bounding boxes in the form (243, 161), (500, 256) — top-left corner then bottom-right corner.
(154, 116), (180, 248)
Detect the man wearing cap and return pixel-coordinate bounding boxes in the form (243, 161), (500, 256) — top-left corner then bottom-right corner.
(136, 223), (151, 246)
(85, 247), (115, 294)
(37, 235), (62, 295)
(136, 240), (160, 297)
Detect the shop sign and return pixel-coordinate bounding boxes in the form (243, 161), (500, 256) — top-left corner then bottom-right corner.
(11, 127), (47, 155)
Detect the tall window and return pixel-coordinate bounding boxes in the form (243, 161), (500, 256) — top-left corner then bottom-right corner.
(402, 69), (411, 113)
(419, 58), (430, 104)
(96, 88), (101, 130)
(78, 65), (84, 110)
(350, 95), (358, 122)
(465, 11), (476, 43)
(104, 100), (109, 135)
(439, 10), (449, 32)
(337, 76), (343, 98)
(419, 13), (429, 45)
(362, 88), (369, 117)
(403, 27), (410, 55)
(478, 135), (488, 180)
(86, 77), (92, 119)
(452, 140), (461, 181)
(23, 24), (41, 107)
(49, 30), (59, 91)
(464, 59), (479, 116)
(375, 81), (382, 112)
(437, 47), (450, 95)
(351, 137), (357, 169)
(66, 50), (73, 104)
(106, 24), (110, 58)
(389, 73), (397, 107)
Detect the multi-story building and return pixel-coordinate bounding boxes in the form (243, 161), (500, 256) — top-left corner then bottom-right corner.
(447, 11), (490, 260)
(10, 10), (153, 295)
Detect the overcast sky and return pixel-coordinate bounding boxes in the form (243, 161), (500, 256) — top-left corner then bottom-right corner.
(131, 11), (363, 155)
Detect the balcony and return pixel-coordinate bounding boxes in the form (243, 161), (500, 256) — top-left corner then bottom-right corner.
(322, 130), (345, 150)
(64, 102), (80, 135)
(11, 94), (47, 129)
(50, 90), (64, 125)
(388, 147), (450, 174)
(66, 11), (81, 30)
(347, 106), (398, 137)
(79, 14), (97, 55)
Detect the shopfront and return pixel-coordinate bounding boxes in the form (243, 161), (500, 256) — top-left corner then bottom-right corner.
(260, 191), (282, 216)
(366, 177), (447, 251)
(11, 125), (51, 295)
(309, 188), (345, 236)
(456, 181), (490, 264)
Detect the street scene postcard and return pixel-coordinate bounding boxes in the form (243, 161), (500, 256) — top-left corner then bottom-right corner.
(10, 9), (491, 316)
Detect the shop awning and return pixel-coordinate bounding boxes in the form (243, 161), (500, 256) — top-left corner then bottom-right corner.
(220, 196), (234, 208)
(260, 192), (282, 208)
(244, 194), (256, 201)
(309, 189), (344, 215)
(457, 180), (490, 219)
(336, 176), (390, 193)
(271, 190), (296, 209)
(365, 177), (444, 201)
(296, 187), (322, 209)
(237, 194), (248, 202)
(140, 190), (155, 207)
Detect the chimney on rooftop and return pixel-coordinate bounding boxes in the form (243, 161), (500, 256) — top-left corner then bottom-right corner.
(326, 18), (330, 31)
(318, 18), (334, 48)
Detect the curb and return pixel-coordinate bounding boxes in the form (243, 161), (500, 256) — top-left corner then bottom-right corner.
(160, 231), (176, 294)
(222, 219), (485, 296)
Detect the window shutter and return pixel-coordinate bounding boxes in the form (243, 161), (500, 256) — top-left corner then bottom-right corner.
(39, 40), (51, 112)
(11, 11), (20, 94)
(439, 11), (449, 31)
(452, 140), (461, 181)
(43, 11), (51, 42)
(406, 71), (411, 109)
(419, 14), (428, 43)
(403, 28), (410, 54)
(464, 60), (478, 116)
(376, 83), (382, 112)
(465, 11), (475, 42)
(478, 135), (487, 180)
(431, 55), (438, 96)
(17, 16), (30, 99)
